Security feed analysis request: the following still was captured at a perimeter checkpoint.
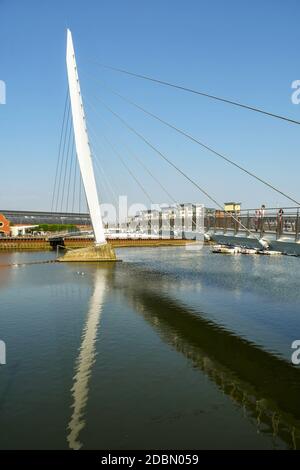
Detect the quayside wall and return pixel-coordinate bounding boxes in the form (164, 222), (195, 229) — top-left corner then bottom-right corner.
(0, 237), (196, 251)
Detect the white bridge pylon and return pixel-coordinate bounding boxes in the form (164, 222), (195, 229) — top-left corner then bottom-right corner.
(66, 29), (106, 245)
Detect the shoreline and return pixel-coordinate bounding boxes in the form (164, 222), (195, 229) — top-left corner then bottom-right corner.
(0, 237), (201, 252)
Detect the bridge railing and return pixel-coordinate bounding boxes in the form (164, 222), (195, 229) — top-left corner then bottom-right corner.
(205, 207), (300, 241)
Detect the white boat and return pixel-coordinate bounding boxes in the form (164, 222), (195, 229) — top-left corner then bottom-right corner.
(212, 244), (283, 256)
(212, 245), (240, 254)
(240, 247), (259, 255)
(257, 250), (282, 256)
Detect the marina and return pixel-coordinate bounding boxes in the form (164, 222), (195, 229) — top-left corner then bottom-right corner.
(1, 0), (300, 456)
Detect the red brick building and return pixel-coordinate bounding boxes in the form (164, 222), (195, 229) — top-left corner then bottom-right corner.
(0, 213), (10, 236)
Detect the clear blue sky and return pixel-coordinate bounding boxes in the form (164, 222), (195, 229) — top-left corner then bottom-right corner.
(0, 0), (299, 211)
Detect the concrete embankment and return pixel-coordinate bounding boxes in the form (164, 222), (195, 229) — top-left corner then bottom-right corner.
(0, 237), (197, 251)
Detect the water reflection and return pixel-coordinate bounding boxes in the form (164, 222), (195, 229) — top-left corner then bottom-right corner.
(67, 267), (110, 450)
(0, 260), (14, 287)
(66, 259), (300, 450)
(114, 266), (300, 449)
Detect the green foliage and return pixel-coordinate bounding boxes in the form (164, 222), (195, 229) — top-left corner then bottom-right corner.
(35, 224), (78, 233)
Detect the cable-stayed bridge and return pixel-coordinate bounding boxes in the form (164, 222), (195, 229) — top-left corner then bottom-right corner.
(6, 30), (300, 256)
(1, 205), (299, 255)
(1, 206), (299, 240)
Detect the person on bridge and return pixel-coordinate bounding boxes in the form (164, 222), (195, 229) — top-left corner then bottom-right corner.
(277, 208), (284, 236)
(254, 209), (260, 232)
(258, 205), (265, 233)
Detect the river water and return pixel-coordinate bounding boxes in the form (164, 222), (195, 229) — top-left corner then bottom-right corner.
(0, 246), (299, 449)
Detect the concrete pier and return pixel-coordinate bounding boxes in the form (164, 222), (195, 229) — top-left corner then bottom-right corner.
(58, 243), (116, 262)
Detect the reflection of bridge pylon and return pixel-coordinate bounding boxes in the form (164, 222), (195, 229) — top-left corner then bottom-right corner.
(59, 29), (116, 262)
(67, 268), (108, 450)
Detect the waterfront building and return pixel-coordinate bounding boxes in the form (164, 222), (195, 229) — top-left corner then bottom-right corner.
(0, 213), (10, 236)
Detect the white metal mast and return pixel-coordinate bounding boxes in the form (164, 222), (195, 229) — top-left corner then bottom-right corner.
(66, 29), (106, 245)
